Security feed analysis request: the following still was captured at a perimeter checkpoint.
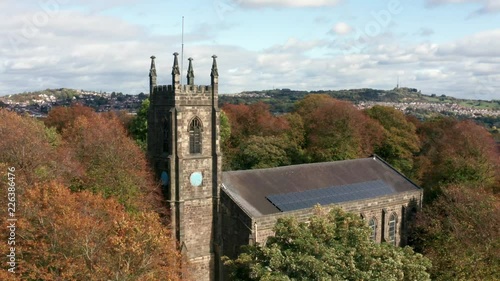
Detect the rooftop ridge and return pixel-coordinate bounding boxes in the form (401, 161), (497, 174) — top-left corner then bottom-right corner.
(371, 154), (422, 190)
(223, 157), (367, 175)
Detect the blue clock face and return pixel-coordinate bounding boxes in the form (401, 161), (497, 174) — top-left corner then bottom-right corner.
(190, 172), (203, 187)
(161, 171), (169, 186)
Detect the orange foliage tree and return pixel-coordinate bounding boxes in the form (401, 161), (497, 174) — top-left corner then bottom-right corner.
(44, 103), (96, 133)
(0, 108), (184, 279)
(45, 105), (163, 213)
(411, 184), (500, 280)
(0, 109), (81, 187)
(11, 182), (183, 280)
(417, 117), (499, 197)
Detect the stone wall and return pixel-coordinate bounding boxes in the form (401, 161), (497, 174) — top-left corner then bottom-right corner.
(220, 189), (253, 259)
(252, 190), (422, 246)
(219, 189), (423, 271)
(187, 254), (214, 281)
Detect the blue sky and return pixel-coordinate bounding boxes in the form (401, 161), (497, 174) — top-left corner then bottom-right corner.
(1, 0), (499, 100)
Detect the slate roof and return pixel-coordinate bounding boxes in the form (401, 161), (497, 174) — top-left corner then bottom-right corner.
(221, 156), (421, 218)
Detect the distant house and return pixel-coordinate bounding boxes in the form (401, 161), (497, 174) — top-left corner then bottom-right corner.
(147, 54), (423, 281)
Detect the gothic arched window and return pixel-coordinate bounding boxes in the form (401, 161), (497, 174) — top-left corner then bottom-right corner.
(369, 217), (377, 242)
(189, 117), (202, 154)
(388, 213), (397, 245)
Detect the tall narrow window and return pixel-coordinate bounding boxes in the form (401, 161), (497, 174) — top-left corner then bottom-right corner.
(189, 117), (202, 154)
(369, 218), (377, 242)
(163, 117), (169, 153)
(388, 213), (397, 245)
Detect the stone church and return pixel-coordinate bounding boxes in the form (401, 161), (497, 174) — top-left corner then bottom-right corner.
(147, 53), (423, 280)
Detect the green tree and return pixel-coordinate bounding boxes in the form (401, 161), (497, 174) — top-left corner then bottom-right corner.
(220, 110), (233, 170)
(222, 102), (290, 170)
(365, 106), (420, 177)
(225, 207), (431, 281)
(220, 110), (231, 145)
(129, 98), (149, 150)
(235, 135), (291, 169)
(62, 113), (160, 212)
(296, 95), (384, 162)
(281, 113), (306, 164)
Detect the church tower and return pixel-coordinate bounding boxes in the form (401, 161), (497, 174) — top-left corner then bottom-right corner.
(147, 53), (222, 280)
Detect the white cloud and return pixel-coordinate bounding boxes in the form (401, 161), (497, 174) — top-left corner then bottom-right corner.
(426, 0), (500, 14)
(437, 29), (500, 57)
(415, 69), (449, 80)
(235, 0), (341, 8)
(0, 2), (499, 101)
(266, 37), (327, 53)
(332, 22), (353, 35)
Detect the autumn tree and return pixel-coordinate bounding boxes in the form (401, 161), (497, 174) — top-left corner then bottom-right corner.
(60, 111), (162, 212)
(416, 117), (499, 198)
(296, 95), (384, 162)
(0, 109), (80, 187)
(0, 108), (184, 279)
(225, 207), (431, 280)
(43, 103), (95, 133)
(294, 94), (332, 117)
(223, 102), (289, 140)
(410, 184), (500, 280)
(365, 106), (420, 177)
(8, 182), (183, 280)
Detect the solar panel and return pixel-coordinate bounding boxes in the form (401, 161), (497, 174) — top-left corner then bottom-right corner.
(266, 180), (394, 212)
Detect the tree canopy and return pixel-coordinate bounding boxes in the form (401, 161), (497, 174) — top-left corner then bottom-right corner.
(225, 207), (431, 281)
(0, 108), (183, 279)
(415, 117), (499, 199)
(365, 106), (420, 177)
(410, 184), (500, 281)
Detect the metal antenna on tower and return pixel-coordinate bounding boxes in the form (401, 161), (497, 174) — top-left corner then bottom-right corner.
(180, 16), (185, 87)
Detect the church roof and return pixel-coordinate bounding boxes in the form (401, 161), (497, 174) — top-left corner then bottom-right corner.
(221, 156), (421, 217)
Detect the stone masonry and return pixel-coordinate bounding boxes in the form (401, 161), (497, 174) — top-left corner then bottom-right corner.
(147, 53), (423, 281)
(148, 53), (221, 281)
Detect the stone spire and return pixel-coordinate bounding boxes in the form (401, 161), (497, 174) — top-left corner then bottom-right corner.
(187, 57), (194, 85)
(149, 55), (157, 77)
(211, 55), (219, 105)
(149, 55), (157, 95)
(210, 55), (218, 79)
(172, 52), (180, 86)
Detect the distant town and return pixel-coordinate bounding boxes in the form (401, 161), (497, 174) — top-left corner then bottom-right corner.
(0, 89), (147, 117)
(356, 101), (500, 118)
(1, 87), (499, 120)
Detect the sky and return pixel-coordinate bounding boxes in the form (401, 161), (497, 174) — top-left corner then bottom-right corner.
(1, 0), (499, 100)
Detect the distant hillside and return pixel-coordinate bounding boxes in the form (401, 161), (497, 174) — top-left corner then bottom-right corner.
(2, 87), (499, 129)
(220, 87), (500, 114)
(5, 88), (81, 103)
(0, 88), (147, 117)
